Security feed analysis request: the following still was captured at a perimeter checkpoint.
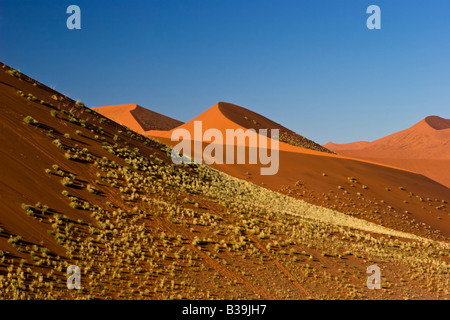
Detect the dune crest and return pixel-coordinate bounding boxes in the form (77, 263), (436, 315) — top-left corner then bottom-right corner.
(93, 104), (182, 134)
(148, 101), (333, 154)
(424, 115), (450, 130)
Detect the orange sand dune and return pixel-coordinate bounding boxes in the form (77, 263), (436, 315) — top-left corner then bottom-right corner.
(324, 141), (371, 151)
(146, 102), (450, 238)
(148, 102), (416, 171)
(324, 116), (450, 188)
(92, 104), (182, 134)
(2, 62), (450, 300)
(149, 102), (332, 152)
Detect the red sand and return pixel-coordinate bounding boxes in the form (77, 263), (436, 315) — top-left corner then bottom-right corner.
(147, 102), (450, 238)
(324, 116), (450, 188)
(2, 63), (449, 300)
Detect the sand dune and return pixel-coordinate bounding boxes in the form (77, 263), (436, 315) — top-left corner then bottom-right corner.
(147, 102), (332, 154)
(93, 104), (182, 134)
(1, 63), (450, 300)
(324, 116), (450, 188)
(147, 102), (450, 238)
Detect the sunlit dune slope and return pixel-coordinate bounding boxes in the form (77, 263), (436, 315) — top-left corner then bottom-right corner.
(324, 116), (450, 188)
(147, 103), (450, 239)
(148, 102), (333, 154)
(1, 63), (450, 300)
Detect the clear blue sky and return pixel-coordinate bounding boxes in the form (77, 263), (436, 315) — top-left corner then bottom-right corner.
(1, 0), (449, 144)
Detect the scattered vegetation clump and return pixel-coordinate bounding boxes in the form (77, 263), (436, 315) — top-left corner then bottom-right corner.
(23, 116), (38, 125)
(26, 93), (39, 102)
(277, 131), (335, 154)
(86, 185), (96, 194)
(52, 139), (63, 148)
(21, 203), (35, 216)
(7, 69), (21, 78)
(8, 235), (22, 245)
(61, 177), (74, 187)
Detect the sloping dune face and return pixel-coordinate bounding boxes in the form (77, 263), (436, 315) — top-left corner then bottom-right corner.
(147, 102), (450, 239)
(324, 116), (450, 188)
(217, 102), (333, 153)
(2, 63), (450, 300)
(154, 101), (332, 153)
(148, 102), (332, 153)
(93, 104), (182, 134)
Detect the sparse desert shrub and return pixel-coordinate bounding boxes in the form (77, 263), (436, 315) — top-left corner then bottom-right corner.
(64, 133), (71, 139)
(7, 69), (20, 78)
(52, 139), (63, 148)
(26, 93), (38, 102)
(76, 130), (83, 136)
(61, 177), (73, 187)
(21, 203), (35, 216)
(8, 235), (22, 244)
(76, 101), (85, 107)
(68, 115), (79, 124)
(69, 202), (79, 209)
(86, 185), (96, 194)
(50, 110), (59, 117)
(23, 116), (38, 125)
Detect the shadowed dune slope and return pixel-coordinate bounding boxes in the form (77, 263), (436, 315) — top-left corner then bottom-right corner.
(93, 104), (182, 134)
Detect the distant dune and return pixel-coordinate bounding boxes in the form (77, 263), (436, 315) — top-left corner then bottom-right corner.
(92, 104), (183, 134)
(147, 102), (450, 238)
(324, 116), (450, 188)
